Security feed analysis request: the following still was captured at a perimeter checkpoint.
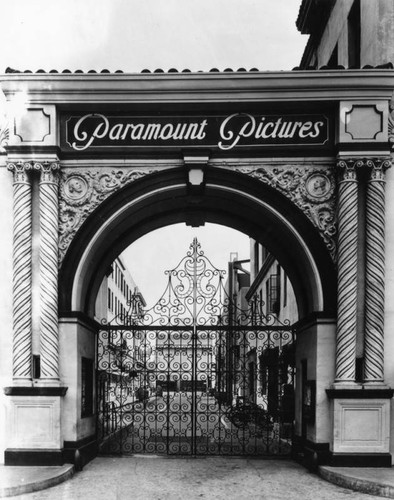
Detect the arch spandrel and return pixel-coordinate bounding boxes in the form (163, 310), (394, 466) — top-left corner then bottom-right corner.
(58, 165), (166, 264)
(214, 161), (336, 260)
(58, 164), (337, 319)
(58, 162), (337, 266)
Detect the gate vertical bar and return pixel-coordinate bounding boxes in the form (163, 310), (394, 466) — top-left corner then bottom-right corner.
(191, 238), (198, 455)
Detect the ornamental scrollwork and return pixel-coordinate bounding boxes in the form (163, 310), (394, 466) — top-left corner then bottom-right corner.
(231, 165), (337, 261)
(389, 103), (394, 151)
(0, 123), (9, 153)
(59, 167), (160, 264)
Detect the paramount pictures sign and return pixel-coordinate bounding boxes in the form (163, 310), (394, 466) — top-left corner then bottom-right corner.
(63, 113), (329, 152)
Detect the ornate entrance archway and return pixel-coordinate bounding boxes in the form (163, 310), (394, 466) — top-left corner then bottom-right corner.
(2, 70), (393, 468)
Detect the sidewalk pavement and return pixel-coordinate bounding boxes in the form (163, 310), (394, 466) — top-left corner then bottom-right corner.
(319, 465), (394, 498)
(1, 460), (394, 498)
(0, 464), (74, 498)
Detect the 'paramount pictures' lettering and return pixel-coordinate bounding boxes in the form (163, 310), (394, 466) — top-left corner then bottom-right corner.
(65, 113), (329, 151)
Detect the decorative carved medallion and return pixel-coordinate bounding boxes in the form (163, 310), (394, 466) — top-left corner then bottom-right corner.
(63, 175), (91, 204)
(305, 173), (333, 202)
(59, 167), (161, 264)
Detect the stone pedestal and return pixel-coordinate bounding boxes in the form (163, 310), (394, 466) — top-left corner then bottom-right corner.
(327, 386), (393, 466)
(4, 387), (67, 465)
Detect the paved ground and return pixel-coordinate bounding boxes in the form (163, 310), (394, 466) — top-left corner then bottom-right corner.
(4, 457), (385, 500)
(0, 465), (74, 498)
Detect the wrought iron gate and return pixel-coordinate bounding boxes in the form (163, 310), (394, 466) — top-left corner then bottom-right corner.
(97, 239), (295, 456)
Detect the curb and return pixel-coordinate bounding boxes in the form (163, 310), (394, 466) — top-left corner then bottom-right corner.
(0, 465), (74, 498)
(319, 466), (394, 499)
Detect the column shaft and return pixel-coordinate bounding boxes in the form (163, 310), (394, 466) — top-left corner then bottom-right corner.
(364, 158), (391, 382)
(335, 160), (360, 382)
(36, 162), (60, 380)
(7, 162), (33, 382)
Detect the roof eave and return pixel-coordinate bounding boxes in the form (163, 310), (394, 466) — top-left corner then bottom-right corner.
(1, 69), (394, 105)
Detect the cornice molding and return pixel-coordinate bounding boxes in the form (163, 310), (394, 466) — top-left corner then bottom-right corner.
(2, 70), (394, 105)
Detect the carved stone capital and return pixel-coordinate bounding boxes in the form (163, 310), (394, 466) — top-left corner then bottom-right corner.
(336, 158), (364, 181)
(337, 157), (391, 182)
(364, 157), (391, 181)
(7, 161), (34, 183)
(34, 162), (60, 184)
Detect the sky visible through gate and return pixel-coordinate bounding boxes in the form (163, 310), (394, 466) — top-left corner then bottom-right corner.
(0, 0), (307, 306)
(121, 224), (249, 308)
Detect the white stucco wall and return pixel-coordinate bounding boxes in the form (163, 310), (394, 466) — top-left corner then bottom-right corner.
(295, 320), (336, 445)
(361, 0), (394, 67)
(59, 317), (96, 444)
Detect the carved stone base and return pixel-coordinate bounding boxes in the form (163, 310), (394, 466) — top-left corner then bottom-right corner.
(329, 452), (392, 467)
(327, 386), (393, 463)
(5, 449), (64, 466)
(4, 388), (66, 464)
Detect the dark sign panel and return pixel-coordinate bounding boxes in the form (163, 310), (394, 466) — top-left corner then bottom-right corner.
(62, 113), (329, 152)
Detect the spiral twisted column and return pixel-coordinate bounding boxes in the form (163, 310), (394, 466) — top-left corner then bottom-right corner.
(335, 159), (361, 382)
(364, 158), (391, 382)
(36, 162), (60, 381)
(7, 162), (33, 383)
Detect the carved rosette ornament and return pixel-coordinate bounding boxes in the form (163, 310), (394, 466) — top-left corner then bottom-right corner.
(35, 162), (60, 380)
(7, 162), (33, 381)
(58, 167), (160, 264)
(231, 164), (337, 259)
(335, 159), (362, 382)
(364, 158), (391, 382)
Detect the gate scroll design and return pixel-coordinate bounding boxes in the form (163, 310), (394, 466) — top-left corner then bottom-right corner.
(97, 239), (295, 456)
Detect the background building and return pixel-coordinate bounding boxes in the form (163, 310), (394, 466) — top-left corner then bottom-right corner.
(95, 257), (145, 322)
(95, 257), (147, 440)
(297, 0), (394, 69)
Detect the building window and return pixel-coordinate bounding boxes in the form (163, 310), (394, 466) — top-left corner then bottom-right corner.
(253, 241), (259, 277)
(283, 274), (288, 307)
(81, 357), (94, 417)
(266, 274), (280, 315)
(348, 0), (360, 68)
